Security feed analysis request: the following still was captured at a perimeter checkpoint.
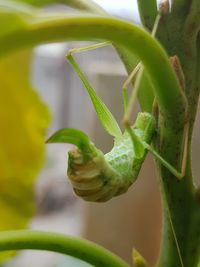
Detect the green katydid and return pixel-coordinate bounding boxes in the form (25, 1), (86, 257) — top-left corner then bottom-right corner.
(47, 13), (186, 202)
(46, 50), (184, 202)
(46, 13), (187, 267)
(45, 62), (186, 267)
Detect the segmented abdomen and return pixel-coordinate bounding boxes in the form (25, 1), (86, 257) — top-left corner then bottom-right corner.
(67, 112), (155, 202)
(67, 133), (142, 202)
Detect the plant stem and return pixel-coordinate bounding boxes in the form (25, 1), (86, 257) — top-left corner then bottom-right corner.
(0, 230), (130, 267)
(15, 0), (106, 14)
(171, 0), (191, 17)
(137, 0), (157, 30)
(0, 14), (187, 129)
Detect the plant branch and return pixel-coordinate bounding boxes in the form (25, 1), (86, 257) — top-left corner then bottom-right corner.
(0, 230), (130, 267)
(183, 0), (200, 37)
(2, 0), (154, 112)
(171, 0), (191, 18)
(137, 0), (157, 30)
(0, 13), (187, 128)
(15, 0), (106, 14)
(182, 0), (200, 93)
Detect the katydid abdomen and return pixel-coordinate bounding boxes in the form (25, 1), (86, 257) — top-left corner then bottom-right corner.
(66, 112), (156, 202)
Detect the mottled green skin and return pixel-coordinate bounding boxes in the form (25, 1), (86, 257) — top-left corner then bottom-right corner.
(68, 112), (156, 202)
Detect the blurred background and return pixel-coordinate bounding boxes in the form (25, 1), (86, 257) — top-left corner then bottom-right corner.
(4, 1), (200, 267)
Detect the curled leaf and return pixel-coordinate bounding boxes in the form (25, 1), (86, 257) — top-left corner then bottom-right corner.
(46, 128), (93, 154)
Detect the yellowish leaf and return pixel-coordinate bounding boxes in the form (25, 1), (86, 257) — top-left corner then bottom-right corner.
(0, 50), (50, 261)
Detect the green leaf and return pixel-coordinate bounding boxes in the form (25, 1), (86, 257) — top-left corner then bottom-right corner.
(67, 54), (122, 138)
(46, 128), (92, 152)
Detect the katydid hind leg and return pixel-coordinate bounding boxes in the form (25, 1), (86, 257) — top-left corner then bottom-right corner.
(122, 13), (161, 125)
(66, 45), (122, 138)
(67, 41), (110, 57)
(122, 13), (161, 160)
(143, 142), (184, 179)
(122, 62), (141, 114)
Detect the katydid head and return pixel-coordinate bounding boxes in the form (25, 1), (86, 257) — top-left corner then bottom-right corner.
(134, 112), (156, 143)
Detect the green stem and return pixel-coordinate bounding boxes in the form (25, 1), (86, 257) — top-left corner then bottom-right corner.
(15, 0), (106, 14)
(60, 0), (106, 14)
(137, 0), (157, 30)
(183, 0), (200, 41)
(155, 108), (195, 267)
(63, 0), (154, 112)
(171, 0), (191, 17)
(154, 2), (200, 266)
(180, 1), (200, 142)
(181, 0), (200, 97)
(0, 14), (187, 128)
(4, 0), (154, 112)
(0, 230), (130, 267)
